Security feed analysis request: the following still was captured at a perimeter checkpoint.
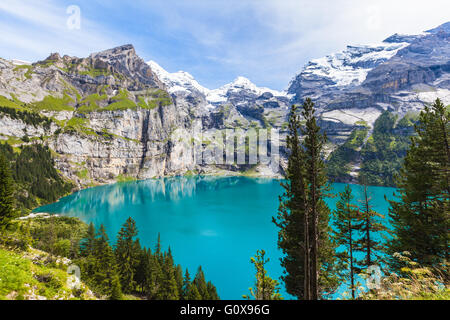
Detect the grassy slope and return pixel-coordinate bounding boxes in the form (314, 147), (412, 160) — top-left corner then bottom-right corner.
(0, 247), (95, 300)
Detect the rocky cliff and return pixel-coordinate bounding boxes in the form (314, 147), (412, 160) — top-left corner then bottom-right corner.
(0, 23), (449, 190)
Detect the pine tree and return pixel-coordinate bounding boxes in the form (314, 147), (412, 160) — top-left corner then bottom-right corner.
(174, 264), (184, 298)
(181, 268), (192, 300)
(186, 281), (202, 300)
(155, 232), (162, 263)
(110, 275), (123, 300)
(79, 222), (96, 257)
(93, 224), (122, 299)
(243, 249), (283, 300)
(193, 266), (209, 300)
(134, 246), (150, 293)
(115, 217), (139, 293)
(0, 153), (16, 231)
(147, 253), (165, 299)
(332, 185), (361, 299)
(387, 98), (449, 275)
(356, 176), (389, 269)
(159, 251), (179, 299)
(273, 101), (339, 300)
(206, 281), (219, 300)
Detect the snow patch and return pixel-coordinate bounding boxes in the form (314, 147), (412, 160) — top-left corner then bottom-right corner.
(147, 61), (287, 105)
(322, 108), (382, 126)
(289, 41), (409, 89)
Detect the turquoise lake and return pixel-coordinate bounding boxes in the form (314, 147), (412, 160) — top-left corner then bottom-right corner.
(34, 176), (397, 299)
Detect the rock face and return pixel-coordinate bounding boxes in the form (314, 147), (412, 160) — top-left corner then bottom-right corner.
(287, 22), (450, 144)
(0, 22), (449, 188)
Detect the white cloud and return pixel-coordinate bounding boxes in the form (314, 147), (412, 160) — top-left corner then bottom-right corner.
(0, 0), (124, 61)
(0, 0), (448, 90)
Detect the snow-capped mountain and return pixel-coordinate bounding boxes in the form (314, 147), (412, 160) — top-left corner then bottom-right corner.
(147, 60), (210, 97)
(285, 21), (450, 144)
(290, 41), (410, 91)
(147, 61), (288, 106)
(146, 22), (449, 146)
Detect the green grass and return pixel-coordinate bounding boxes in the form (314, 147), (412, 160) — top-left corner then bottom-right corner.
(13, 65), (33, 80)
(79, 67), (110, 78)
(0, 95), (25, 110)
(0, 248), (92, 300)
(63, 117), (98, 136)
(77, 93), (108, 113)
(75, 169), (89, 180)
(116, 174), (137, 183)
(75, 89), (172, 113)
(0, 135), (24, 148)
(30, 94), (75, 112)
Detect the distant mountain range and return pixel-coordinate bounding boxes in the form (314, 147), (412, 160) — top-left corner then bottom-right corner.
(0, 22), (449, 189)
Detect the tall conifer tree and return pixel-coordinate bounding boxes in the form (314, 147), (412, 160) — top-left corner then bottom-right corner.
(274, 100), (339, 300)
(0, 154), (16, 230)
(332, 185), (361, 299)
(115, 217), (139, 293)
(356, 177), (389, 269)
(387, 99), (449, 275)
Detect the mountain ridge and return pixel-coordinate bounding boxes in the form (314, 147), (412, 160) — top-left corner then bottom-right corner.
(0, 22), (449, 195)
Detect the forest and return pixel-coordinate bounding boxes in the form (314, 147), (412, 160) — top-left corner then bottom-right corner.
(0, 98), (448, 300)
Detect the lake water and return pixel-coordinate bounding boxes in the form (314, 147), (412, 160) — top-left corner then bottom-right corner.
(34, 176), (397, 299)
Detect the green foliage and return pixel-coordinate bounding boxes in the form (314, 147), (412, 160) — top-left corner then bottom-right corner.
(0, 95), (25, 110)
(63, 117), (98, 136)
(0, 106), (53, 130)
(30, 94), (75, 112)
(76, 93), (108, 113)
(0, 154), (16, 230)
(115, 217), (139, 293)
(273, 101), (340, 300)
(386, 99), (449, 276)
(23, 216), (88, 259)
(360, 111), (413, 186)
(3, 144), (74, 212)
(356, 178), (389, 268)
(327, 128), (368, 181)
(13, 65), (33, 80)
(331, 185), (362, 299)
(0, 248), (93, 300)
(243, 249), (283, 300)
(75, 218), (218, 300)
(359, 252), (449, 300)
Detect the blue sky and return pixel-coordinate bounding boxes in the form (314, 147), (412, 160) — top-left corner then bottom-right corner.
(0, 0), (449, 90)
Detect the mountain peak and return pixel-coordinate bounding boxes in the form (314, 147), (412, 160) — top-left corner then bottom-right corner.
(147, 60), (209, 96)
(426, 21), (450, 34)
(90, 44), (136, 59)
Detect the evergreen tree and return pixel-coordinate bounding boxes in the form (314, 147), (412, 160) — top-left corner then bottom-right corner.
(181, 268), (192, 300)
(186, 281), (202, 300)
(206, 281), (219, 300)
(387, 98), (449, 275)
(159, 251), (179, 299)
(356, 176), (389, 268)
(115, 217), (139, 293)
(174, 264), (184, 298)
(147, 253), (165, 299)
(93, 224), (122, 299)
(134, 246), (150, 294)
(331, 185), (361, 299)
(0, 153), (16, 231)
(109, 275), (123, 300)
(193, 266), (210, 300)
(79, 222), (96, 257)
(273, 101), (340, 300)
(243, 249), (283, 300)
(155, 232), (162, 263)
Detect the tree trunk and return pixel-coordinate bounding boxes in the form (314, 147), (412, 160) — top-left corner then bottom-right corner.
(311, 142), (320, 300)
(304, 208), (311, 300)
